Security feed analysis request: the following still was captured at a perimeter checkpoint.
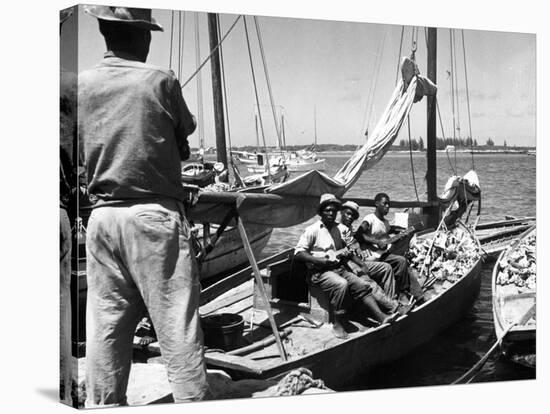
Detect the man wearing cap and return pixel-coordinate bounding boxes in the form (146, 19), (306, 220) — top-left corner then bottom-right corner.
(295, 194), (397, 339)
(338, 201), (402, 314)
(79, 6), (207, 406)
(355, 193), (425, 304)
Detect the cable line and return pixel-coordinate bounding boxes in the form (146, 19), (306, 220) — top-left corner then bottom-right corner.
(243, 15), (272, 180)
(181, 15), (242, 88)
(461, 29), (475, 170)
(254, 16), (282, 150)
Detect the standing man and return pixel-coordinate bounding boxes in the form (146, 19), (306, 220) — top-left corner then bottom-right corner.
(79, 6), (208, 406)
(355, 193), (425, 304)
(295, 194), (397, 339)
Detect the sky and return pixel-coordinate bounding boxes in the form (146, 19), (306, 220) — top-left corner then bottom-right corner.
(61, 5), (536, 150)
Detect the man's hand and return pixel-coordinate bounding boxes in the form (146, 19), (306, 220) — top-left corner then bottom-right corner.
(377, 240), (388, 250)
(178, 140), (191, 161)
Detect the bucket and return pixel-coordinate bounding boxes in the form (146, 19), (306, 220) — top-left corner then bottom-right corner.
(201, 313), (244, 351)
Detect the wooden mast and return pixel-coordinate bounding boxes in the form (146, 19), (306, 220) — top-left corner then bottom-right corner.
(207, 13), (228, 178)
(426, 27), (438, 228)
(314, 106), (318, 147)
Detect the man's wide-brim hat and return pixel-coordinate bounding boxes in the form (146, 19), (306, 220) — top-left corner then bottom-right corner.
(341, 201), (360, 220)
(318, 193), (342, 214)
(84, 5), (164, 31)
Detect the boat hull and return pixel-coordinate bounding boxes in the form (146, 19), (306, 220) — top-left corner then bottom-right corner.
(201, 226), (273, 280)
(491, 229), (536, 368)
(287, 158), (326, 172)
(203, 257), (483, 387)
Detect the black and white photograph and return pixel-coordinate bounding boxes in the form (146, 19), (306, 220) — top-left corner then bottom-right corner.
(6, 0), (547, 413)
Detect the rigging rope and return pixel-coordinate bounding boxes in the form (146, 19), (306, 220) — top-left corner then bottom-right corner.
(461, 30), (475, 170)
(194, 12), (205, 150)
(169, 11), (174, 69)
(407, 116), (420, 201)
(436, 97), (458, 176)
(181, 15), (242, 88)
(395, 26), (405, 85)
(361, 27), (386, 143)
(452, 30), (462, 143)
(217, 16), (243, 186)
(243, 15), (272, 180)
(254, 16), (282, 150)
(449, 29), (456, 143)
(178, 12), (183, 81)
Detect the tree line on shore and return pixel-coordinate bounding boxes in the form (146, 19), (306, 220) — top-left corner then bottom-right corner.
(198, 137), (533, 152)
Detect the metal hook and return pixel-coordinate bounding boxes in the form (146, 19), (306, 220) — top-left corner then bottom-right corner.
(411, 41), (417, 60)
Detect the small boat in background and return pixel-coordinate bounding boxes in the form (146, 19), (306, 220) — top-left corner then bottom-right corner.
(476, 216), (536, 261)
(233, 150), (261, 165)
(492, 226), (536, 368)
(181, 161), (225, 187)
(286, 155), (326, 172)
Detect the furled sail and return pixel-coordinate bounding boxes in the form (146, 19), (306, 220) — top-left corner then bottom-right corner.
(189, 58), (436, 227)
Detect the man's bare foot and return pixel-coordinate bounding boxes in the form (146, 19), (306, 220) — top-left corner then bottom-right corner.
(332, 322), (349, 339)
(397, 303), (413, 316)
(381, 312), (399, 325)
(138, 335), (156, 346)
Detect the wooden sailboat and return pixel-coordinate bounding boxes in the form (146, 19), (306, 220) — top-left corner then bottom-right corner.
(140, 27), (484, 387)
(491, 225), (536, 368)
(286, 108), (326, 172)
(477, 216), (536, 261)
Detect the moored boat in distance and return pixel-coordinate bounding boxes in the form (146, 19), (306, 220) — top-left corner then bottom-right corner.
(491, 225), (536, 368)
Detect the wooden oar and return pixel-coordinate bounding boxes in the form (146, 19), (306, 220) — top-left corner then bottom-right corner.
(452, 302), (536, 385)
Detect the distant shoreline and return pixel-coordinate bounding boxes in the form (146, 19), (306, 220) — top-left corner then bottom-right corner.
(306, 149), (536, 156)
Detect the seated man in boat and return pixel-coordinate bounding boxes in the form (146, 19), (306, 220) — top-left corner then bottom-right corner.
(337, 201), (406, 314)
(355, 193), (425, 305)
(294, 194), (398, 339)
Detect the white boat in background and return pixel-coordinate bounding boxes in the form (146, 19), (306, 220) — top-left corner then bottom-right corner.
(287, 155), (326, 171)
(232, 150), (261, 165)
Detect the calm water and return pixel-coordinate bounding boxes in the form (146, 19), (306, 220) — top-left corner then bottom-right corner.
(261, 152), (536, 389)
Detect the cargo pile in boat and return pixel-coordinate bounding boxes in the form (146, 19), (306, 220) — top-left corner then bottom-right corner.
(407, 227), (481, 283)
(496, 233), (536, 292)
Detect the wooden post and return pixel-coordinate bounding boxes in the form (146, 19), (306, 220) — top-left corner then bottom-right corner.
(426, 27), (438, 228)
(235, 197), (288, 361)
(207, 13), (228, 180)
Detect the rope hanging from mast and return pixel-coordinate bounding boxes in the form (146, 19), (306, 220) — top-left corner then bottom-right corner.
(254, 16), (283, 150)
(243, 15), (272, 180)
(181, 15), (242, 88)
(216, 15), (244, 186)
(361, 27), (387, 144)
(178, 11), (185, 81)
(169, 11), (174, 69)
(461, 30), (475, 170)
(395, 26), (405, 85)
(194, 12), (205, 150)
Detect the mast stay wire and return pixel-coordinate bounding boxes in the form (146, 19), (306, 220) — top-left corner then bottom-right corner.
(169, 11), (174, 69)
(243, 15), (273, 180)
(194, 12), (205, 150)
(405, 27), (421, 202)
(178, 12), (184, 81)
(181, 15), (243, 88)
(216, 15), (243, 185)
(461, 29), (475, 170)
(395, 26), (405, 85)
(358, 26), (387, 145)
(452, 30), (460, 170)
(254, 16), (283, 151)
